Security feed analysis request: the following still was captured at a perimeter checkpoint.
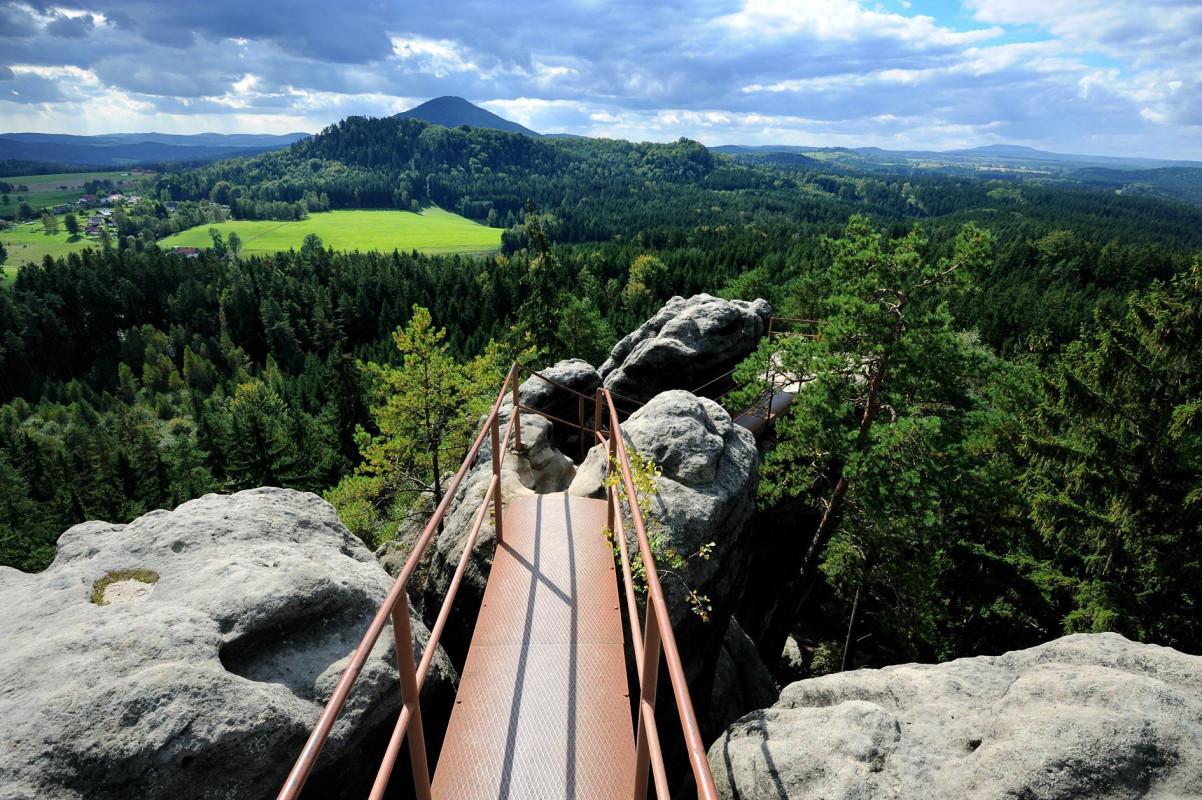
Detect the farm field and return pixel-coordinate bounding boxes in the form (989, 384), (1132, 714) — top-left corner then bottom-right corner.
(1, 170), (151, 217)
(0, 217), (96, 278)
(159, 208), (502, 256)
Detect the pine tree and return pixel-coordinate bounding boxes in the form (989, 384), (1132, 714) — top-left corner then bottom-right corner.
(331, 307), (482, 543)
(743, 215), (993, 661)
(0, 451), (50, 571)
(223, 380), (303, 487)
(1022, 258), (1202, 647)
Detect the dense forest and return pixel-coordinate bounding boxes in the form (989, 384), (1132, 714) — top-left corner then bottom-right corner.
(2, 117), (1201, 675)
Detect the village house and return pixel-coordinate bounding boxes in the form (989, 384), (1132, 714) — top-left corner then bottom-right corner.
(170, 246), (201, 258)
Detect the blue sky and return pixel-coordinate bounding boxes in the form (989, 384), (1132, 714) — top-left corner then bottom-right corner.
(1, 1), (1199, 158)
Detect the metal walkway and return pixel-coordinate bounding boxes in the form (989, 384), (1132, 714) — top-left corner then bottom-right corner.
(432, 492), (634, 798)
(277, 364), (733, 800)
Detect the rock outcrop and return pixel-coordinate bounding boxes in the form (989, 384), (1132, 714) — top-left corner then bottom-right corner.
(600, 294), (771, 403)
(0, 488), (456, 800)
(571, 389), (760, 734)
(709, 633), (1202, 800)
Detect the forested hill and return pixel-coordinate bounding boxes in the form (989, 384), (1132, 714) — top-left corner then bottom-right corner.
(4, 113), (1202, 671)
(153, 116), (735, 235)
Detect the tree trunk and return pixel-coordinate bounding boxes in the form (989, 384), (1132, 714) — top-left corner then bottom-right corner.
(431, 444), (444, 537)
(841, 575), (865, 672)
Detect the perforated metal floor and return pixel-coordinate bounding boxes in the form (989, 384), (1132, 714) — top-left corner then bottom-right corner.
(431, 492), (635, 799)
(733, 390), (796, 437)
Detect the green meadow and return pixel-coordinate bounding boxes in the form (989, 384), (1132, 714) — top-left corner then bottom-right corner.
(0, 217), (95, 278)
(160, 208), (502, 256)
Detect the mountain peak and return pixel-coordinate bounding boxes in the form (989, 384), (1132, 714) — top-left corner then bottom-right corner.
(396, 96), (540, 137)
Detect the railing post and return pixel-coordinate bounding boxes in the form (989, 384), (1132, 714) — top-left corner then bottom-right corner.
(391, 596), (432, 800)
(578, 394), (586, 459)
(491, 414), (504, 543)
(593, 388), (603, 446)
(606, 404), (617, 537)
(511, 364), (522, 451)
(633, 605), (662, 800)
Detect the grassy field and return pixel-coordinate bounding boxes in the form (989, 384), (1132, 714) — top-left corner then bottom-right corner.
(0, 217), (96, 277)
(1, 170), (150, 215)
(160, 208), (502, 256)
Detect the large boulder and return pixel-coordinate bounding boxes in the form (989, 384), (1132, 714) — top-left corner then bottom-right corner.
(570, 390), (760, 735)
(600, 294), (771, 403)
(709, 633), (1202, 799)
(0, 488), (456, 800)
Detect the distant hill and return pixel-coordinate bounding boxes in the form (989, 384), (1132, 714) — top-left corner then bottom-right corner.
(713, 144), (820, 155)
(0, 132), (309, 167)
(713, 141), (1201, 171)
(1071, 166), (1202, 207)
(943, 144), (1201, 169)
(396, 96), (540, 137)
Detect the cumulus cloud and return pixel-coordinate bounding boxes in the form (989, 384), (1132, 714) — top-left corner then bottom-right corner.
(0, 0), (1197, 157)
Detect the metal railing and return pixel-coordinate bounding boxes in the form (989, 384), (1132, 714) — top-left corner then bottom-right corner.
(276, 362), (716, 799)
(596, 389), (719, 799)
(689, 316), (817, 429)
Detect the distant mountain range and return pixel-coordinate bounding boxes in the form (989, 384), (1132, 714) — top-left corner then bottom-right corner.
(0, 132), (310, 167)
(712, 142), (1202, 171)
(396, 96), (540, 137)
(4, 93), (1198, 198)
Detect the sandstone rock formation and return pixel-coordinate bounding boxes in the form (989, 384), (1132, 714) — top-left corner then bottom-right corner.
(600, 294), (771, 403)
(709, 633), (1202, 799)
(0, 488), (455, 800)
(571, 389), (760, 734)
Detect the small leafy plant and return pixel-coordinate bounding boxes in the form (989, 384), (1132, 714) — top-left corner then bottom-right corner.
(604, 448), (715, 621)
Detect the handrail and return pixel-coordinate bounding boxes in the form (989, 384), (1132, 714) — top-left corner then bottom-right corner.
(515, 361), (644, 410)
(277, 364), (523, 800)
(598, 387), (719, 800)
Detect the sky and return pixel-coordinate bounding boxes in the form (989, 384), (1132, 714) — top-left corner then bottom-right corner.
(0, 0), (1199, 158)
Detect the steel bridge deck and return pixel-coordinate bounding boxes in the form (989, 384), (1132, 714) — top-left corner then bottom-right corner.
(431, 492), (635, 799)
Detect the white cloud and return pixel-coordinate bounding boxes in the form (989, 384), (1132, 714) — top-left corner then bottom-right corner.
(715, 0), (1001, 47)
(390, 35), (484, 77)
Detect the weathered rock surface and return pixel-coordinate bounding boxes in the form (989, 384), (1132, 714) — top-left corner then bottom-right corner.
(710, 618), (780, 738)
(709, 633), (1202, 800)
(571, 390), (760, 734)
(600, 294), (771, 403)
(0, 488), (456, 800)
